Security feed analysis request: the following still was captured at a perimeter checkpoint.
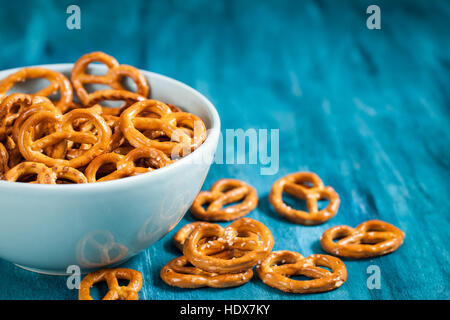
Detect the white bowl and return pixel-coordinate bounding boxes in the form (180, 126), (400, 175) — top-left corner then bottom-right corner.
(0, 64), (220, 274)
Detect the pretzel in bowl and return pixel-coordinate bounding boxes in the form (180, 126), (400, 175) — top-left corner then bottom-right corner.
(120, 99), (207, 157)
(83, 89), (146, 116)
(160, 255), (253, 289)
(0, 68), (72, 113)
(269, 172), (340, 225)
(5, 162), (87, 184)
(0, 93), (52, 141)
(256, 250), (347, 293)
(78, 268), (143, 300)
(71, 51), (149, 107)
(190, 179), (259, 221)
(0, 142), (8, 178)
(6, 95), (60, 167)
(183, 218), (274, 274)
(84, 147), (171, 182)
(320, 220), (405, 258)
(17, 108), (111, 168)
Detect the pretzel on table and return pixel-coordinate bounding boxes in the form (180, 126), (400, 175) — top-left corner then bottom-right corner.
(79, 268), (143, 300)
(190, 179), (259, 221)
(256, 250), (347, 293)
(269, 172), (340, 225)
(183, 218), (274, 274)
(320, 220), (405, 258)
(161, 255), (253, 289)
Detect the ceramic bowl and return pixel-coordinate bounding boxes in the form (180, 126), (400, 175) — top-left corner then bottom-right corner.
(0, 64), (220, 274)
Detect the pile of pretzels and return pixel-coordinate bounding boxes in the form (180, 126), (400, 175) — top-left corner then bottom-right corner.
(77, 173), (404, 299)
(158, 174), (405, 295)
(0, 52), (206, 183)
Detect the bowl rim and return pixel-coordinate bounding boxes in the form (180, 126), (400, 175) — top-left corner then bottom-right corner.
(0, 63), (221, 192)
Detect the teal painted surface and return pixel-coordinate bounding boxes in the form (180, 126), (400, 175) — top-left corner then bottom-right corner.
(0, 0), (449, 299)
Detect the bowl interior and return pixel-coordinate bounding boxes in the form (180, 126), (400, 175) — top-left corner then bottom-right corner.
(0, 63), (220, 189)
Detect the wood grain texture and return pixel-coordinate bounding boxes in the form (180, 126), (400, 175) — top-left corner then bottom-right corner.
(0, 0), (448, 300)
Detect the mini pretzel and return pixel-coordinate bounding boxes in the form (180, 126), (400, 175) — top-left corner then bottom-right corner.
(0, 142), (9, 178)
(190, 179), (258, 221)
(84, 147), (171, 182)
(71, 52), (149, 107)
(256, 250), (347, 293)
(18, 108), (111, 168)
(161, 255), (253, 288)
(173, 222), (209, 251)
(174, 222), (261, 261)
(0, 93), (52, 141)
(6, 96), (60, 167)
(320, 220), (405, 258)
(269, 172), (340, 225)
(5, 162), (87, 184)
(183, 218), (274, 274)
(83, 89), (146, 116)
(78, 268), (143, 300)
(120, 99), (207, 157)
(0, 67), (72, 112)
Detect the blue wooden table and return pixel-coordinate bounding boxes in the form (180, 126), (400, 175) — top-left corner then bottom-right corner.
(0, 0), (448, 300)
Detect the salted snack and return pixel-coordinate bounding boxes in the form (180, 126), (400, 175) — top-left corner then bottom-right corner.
(269, 171), (340, 225)
(256, 250), (347, 294)
(71, 51), (149, 107)
(84, 147), (171, 182)
(320, 220), (405, 258)
(0, 52), (207, 184)
(183, 218), (274, 274)
(160, 255), (253, 289)
(190, 179), (259, 221)
(18, 108), (112, 168)
(0, 67), (73, 112)
(5, 162), (87, 184)
(173, 222), (209, 251)
(120, 99), (207, 157)
(0, 142), (8, 178)
(79, 268), (143, 300)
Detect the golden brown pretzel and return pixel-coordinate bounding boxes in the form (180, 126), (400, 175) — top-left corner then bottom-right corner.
(84, 147), (171, 182)
(173, 222), (209, 251)
(0, 142), (9, 178)
(256, 250), (347, 293)
(0, 68), (72, 113)
(269, 172), (340, 225)
(5, 161), (53, 183)
(5, 162), (87, 184)
(160, 255), (253, 288)
(190, 179), (259, 221)
(84, 89), (146, 116)
(183, 218), (274, 274)
(120, 100), (207, 157)
(0, 93), (52, 141)
(78, 268), (143, 300)
(71, 52), (149, 107)
(320, 220), (405, 258)
(6, 97), (60, 167)
(18, 108), (111, 168)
